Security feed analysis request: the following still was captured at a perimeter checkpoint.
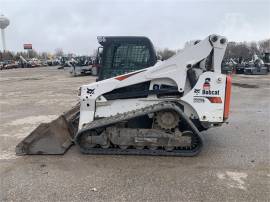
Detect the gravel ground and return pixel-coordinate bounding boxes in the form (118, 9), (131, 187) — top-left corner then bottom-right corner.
(0, 67), (269, 202)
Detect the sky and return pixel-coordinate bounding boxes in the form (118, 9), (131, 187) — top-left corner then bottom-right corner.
(1, 0), (270, 55)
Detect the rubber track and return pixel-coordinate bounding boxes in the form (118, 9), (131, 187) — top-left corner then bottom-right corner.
(75, 102), (204, 156)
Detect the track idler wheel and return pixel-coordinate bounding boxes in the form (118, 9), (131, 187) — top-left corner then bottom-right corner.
(101, 141), (111, 149)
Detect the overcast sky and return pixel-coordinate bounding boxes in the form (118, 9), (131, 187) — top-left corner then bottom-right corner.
(1, 0), (270, 55)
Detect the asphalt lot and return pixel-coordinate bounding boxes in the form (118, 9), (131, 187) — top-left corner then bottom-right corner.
(0, 67), (269, 202)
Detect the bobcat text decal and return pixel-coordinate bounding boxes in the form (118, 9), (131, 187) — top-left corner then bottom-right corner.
(202, 89), (220, 95)
(194, 89), (220, 95)
(193, 78), (221, 103)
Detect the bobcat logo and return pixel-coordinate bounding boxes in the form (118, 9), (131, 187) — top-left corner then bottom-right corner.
(87, 88), (95, 95)
(194, 89), (200, 94)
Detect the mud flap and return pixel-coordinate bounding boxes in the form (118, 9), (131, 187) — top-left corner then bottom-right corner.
(15, 104), (80, 155)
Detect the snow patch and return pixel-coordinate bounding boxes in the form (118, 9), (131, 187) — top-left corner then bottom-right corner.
(0, 134), (11, 137)
(8, 115), (58, 126)
(0, 151), (18, 160)
(0, 100), (9, 105)
(217, 172), (225, 180)
(0, 133), (28, 138)
(226, 171), (247, 190)
(217, 171), (248, 190)
(1, 126), (40, 139)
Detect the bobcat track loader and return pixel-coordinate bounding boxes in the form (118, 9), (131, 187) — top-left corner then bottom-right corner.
(16, 34), (231, 156)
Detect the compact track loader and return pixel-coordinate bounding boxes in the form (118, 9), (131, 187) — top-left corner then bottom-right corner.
(16, 34), (232, 156)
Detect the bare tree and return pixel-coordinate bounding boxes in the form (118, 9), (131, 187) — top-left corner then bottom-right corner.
(67, 53), (74, 58)
(258, 39), (270, 52)
(28, 50), (38, 58)
(225, 42), (252, 60)
(55, 48), (64, 57)
(92, 48), (98, 57)
(14, 52), (27, 60)
(40, 52), (49, 59)
(0, 51), (14, 60)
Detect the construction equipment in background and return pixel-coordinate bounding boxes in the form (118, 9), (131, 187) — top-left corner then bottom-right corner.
(86, 46), (103, 77)
(244, 54), (268, 75)
(0, 60), (19, 70)
(262, 52), (270, 72)
(59, 56), (70, 68)
(222, 58), (237, 74)
(235, 63), (246, 74)
(47, 58), (60, 66)
(234, 57), (246, 74)
(1, 56), (46, 70)
(67, 36), (157, 78)
(18, 56), (43, 68)
(16, 34), (232, 157)
(68, 56), (96, 76)
(18, 55), (31, 68)
(29, 58), (42, 67)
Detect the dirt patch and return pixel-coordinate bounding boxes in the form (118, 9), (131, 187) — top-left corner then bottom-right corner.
(8, 115), (58, 126)
(233, 83), (259, 88)
(19, 77), (42, 81)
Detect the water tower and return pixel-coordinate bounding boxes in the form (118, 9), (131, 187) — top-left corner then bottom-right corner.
(0, 14), (10, 52)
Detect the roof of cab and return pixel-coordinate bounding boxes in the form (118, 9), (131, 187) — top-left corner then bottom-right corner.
(97, 36), (153, 46)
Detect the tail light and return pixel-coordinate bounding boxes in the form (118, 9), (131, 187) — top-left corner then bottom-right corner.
(207, 97), (222, 103)
(223, 76), (232, 120)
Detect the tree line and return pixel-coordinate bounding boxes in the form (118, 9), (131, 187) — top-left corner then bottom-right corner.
(1, 39), (269, 61)
(0, 48), (75, 61)
(157, 39), (270, 61)
(224, 39), (269, 60)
